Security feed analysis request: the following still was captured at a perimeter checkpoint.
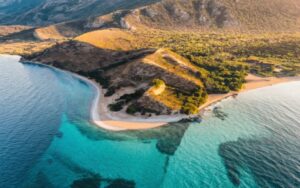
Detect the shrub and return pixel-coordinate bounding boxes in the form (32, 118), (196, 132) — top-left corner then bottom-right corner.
(152, 79), (165, 88)
(126, 104), (139, 115)
(181, 88), (207, 115)
(108, 101), (125, 112)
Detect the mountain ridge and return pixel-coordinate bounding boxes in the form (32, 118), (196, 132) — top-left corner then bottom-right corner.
(3, 0), (300, 44)
(0, 0), (159, 26)
(1, 0), (300, 32)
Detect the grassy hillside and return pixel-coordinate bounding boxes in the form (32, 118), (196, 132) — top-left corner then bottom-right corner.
(75, 29), (138, 50)
(0, 41), (55, 55)
(22, 31), (208, 115)
(99, 48), (207, 115)
(0, 25), (31, 37)
(135, 30), (300, 76)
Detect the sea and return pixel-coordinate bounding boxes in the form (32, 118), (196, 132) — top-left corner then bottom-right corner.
(0, 55), (300, 188)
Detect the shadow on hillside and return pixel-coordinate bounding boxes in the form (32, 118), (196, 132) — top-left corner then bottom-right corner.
(24, 40), (156, 71)
(0, 28), (38, 41)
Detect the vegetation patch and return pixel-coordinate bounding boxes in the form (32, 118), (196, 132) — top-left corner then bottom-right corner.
(126, 103), (160, 115)
(109, 89), (146, 112)
(135, 30), (300, 91)
(181, 88), (207, 115)
(152, 78), (165, 88)
(149, 87), (183, 111)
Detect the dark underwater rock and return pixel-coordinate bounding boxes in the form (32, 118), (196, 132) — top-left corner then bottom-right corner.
(71, 176), (101, 188)
(106, 179), (135, 188)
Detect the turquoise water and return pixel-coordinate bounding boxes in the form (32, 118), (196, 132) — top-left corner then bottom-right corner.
(1, 55), (300, 188)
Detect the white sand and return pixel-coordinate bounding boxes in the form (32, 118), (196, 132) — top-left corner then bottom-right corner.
(87, 74), (300, 131)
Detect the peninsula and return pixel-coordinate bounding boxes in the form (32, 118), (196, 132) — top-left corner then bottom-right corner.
(1, 0), (300, 130)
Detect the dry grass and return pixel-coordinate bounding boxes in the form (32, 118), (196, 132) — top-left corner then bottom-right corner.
(144, 49), (204, 87)
(149, 87), (182, 110)
(35, 26), (67, 40)
(75, 29), (138, 51)
(0, 41), (57, 56)
(0, 25), (31, 37)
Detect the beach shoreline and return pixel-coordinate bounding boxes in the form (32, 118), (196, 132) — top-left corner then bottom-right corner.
(87, 73), (300, 131)
(88, 79), (187, 131)
(12, 55), (300, 131)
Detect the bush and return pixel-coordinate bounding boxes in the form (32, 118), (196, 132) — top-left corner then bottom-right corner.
(109, 89), (146, 113)
(152, 79), (165, 88)
(126, 104), (139, 115)
(181, 88), (207, 115)
(108, 101), (125, 112)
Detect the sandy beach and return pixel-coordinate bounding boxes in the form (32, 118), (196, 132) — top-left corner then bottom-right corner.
(90, 81), (186, 131)
(199, 74), (300, 112)
(89, 74), (300, 131)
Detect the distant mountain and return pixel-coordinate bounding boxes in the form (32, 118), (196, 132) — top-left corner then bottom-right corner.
(2, 0), (300, 43)
(0, 0), (44, 20)
(0, 0), (159, 26)
(1, 0), (300, 31)
(124, 0), (300, 31)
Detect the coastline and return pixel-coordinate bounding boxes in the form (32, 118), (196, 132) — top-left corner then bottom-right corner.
(2, 55), (124, 131)
(88, 79), (187, 131)
(88, 74), (300, 131)
(19, 59), (185, 131)
(7, 54), (300, 131)
(198, 74), (300, 112)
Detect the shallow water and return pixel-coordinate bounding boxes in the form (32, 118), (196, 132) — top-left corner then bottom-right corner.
(1, 55), (300, 188)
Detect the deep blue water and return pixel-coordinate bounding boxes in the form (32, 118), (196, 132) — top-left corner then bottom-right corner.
(1, 55), (300, 188)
